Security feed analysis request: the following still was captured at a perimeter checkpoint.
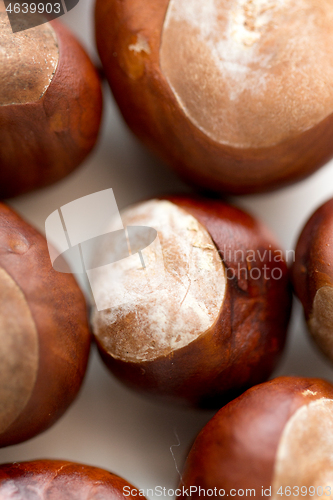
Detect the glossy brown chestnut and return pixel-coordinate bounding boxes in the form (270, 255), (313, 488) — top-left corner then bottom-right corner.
(0, 460), (144, 499)
(0, 203), (91, 448)
(0, 6), (102, 198)
(178, 376), (333, 499)
(292, 197), (333, 362)
(91, 196), (291, 408)
(95, 0), (333, 195)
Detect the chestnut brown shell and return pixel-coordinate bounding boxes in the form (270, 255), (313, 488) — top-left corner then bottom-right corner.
(93, 195), (292, 408)
(0, 460), (144, 499)
(292, 197), (333, 361)
(0, 20), (102, 198)
(95, 0), (333, 195)
(0, 203), (91, 448)
(179, 377), (333, 499)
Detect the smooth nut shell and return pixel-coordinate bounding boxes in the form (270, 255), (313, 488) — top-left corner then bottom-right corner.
(0, 460), (144, 499)
(94, 195), (292, 408)
(179, 377), (333, 499)
(0, 5), (58, 106)
(0, 203), (91, 447)
(0, 19), (102, 198)
(95, 0), (333, 195)
(292, 197), (333, 360)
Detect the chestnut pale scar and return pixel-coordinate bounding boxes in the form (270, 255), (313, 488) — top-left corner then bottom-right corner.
(0, 267), (39, 434)
(308, 286), (333, 360)
(272, 398), (333, 497)
(92, 199), (226, 362)
(0, 4), (59, 105)
(160, 0), (333, 148)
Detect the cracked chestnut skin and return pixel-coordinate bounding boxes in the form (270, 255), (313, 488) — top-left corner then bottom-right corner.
(0, 460), (143, 499)
(0, 20), (102, 198)
(178, 377), (333, 499)
(95, 0), (333, 195)
(94, 195), (292, 408)
(0, 203), (91, 448)
(292, 198), (333, 361)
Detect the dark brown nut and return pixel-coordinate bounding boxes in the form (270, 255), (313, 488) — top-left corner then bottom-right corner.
(0, 460), (144, 499)
(0, 203), (91, 448)
(0, 6), (102, 198)
(292, 197), (333, 361)
(95, 0), (333, 195)
(91, 196), (292, 408)
(178, 376), (333, 499)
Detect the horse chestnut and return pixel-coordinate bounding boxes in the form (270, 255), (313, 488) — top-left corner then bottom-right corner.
(0, 6), (102, 198)
(0, 460), (144, 499)
(0, 203), (90, 448)
(293, 197), (333, 362)
(95, 0), (333, 194)
(179, 377), (333, 499)
(91, 196), (291, 407)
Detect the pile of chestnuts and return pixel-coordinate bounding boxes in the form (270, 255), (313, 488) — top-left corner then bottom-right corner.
(1, 0), (333, 497)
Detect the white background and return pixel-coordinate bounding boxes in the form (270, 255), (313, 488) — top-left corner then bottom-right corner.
(1, 1), (333, 497)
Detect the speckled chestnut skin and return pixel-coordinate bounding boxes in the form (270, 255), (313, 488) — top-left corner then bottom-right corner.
(0, 460), (143, 499)
(0, 203), (91, 448)
(292, 198), (333, 362)
(95, 0), (333, 195)
(0, 16), (102, 198)
(92, 195), (292, 408)
(179, 377), (333, 499)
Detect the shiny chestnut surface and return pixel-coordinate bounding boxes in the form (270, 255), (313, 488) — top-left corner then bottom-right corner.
(95, 0), (333, 195)
(0, 203), (91, 448)
(0, 11), (102, 198)
(0, 460), (144, 499)
(179, 377), (333, 499)
(293, 197), (333, 362)
(92, 195), (291, 408)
